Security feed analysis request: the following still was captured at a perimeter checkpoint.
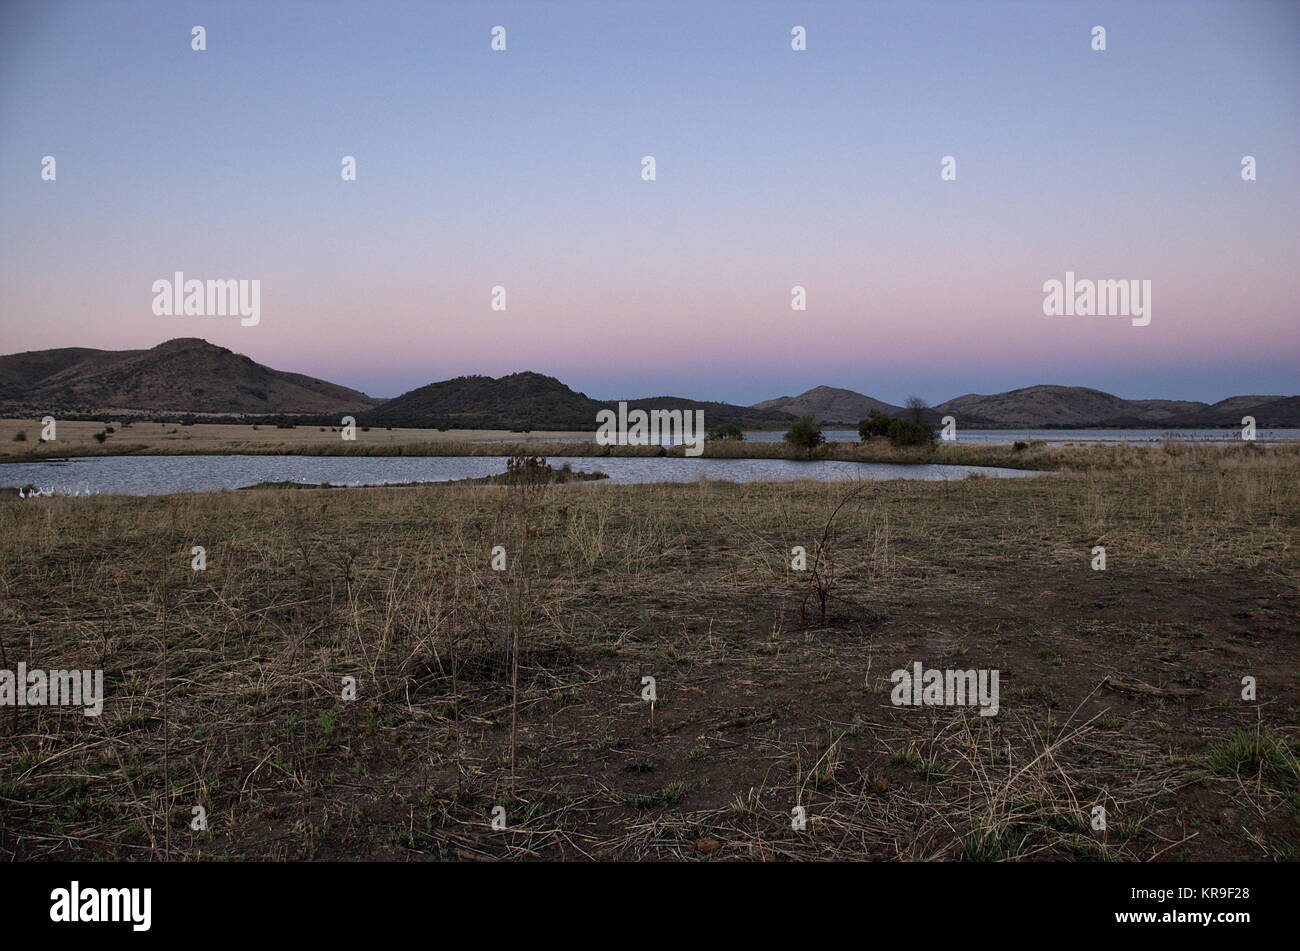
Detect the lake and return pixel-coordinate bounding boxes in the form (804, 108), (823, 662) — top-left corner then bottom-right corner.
(1, 454), (1046, 497)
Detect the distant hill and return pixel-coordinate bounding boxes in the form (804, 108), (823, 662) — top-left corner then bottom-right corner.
(753, 386), (902, 423)
(367, 373), (795, 430)
(752, 383), (1300, 428)
(1169, 395), (1297, 427)
(0, 338), (378, 414)
(367, 372), (604, 429)
(3, 337), (1295, 428)
(934, 386), (1210, 428)
(1123, 399), (1212, 423)
(611, 395), (795, 430)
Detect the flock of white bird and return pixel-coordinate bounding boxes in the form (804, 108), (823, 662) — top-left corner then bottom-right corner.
(15, 486), (96, 498)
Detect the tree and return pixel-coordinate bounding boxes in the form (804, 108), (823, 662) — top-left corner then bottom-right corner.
(858, 410), (891, 441)
(904, 395), (930, 423)
(784, 416), (825, 457)
(886, 417), (937, 447)
(707, 422), (745, 441)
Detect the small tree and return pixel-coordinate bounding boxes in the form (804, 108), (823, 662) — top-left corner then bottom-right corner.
(784, 416), (824, 457)
(886, 417), (937, 447)
(707, 422), (745, 442)
(858, 410), (891, 441)
(904, 395), (930, 422)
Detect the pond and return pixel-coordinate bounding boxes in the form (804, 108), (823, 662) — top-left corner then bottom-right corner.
(1, 454), (1048, 496)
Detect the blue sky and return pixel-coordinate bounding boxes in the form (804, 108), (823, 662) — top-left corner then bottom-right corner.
(1, 0), (1296, 404)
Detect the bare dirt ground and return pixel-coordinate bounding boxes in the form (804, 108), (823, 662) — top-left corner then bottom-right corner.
(0, 446), (1296, 861)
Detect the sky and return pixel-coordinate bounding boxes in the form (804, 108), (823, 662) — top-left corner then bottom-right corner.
(1, 0), (1297, 405)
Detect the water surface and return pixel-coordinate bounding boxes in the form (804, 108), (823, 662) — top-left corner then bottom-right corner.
(3, 454), (1046, 497)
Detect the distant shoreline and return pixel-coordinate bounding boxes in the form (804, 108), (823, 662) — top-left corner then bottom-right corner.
(0, 411), (1279, 433)
(4, 417), (1298, 473)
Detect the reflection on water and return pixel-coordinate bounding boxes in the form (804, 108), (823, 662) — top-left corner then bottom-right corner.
(1, 454), (1047, 497)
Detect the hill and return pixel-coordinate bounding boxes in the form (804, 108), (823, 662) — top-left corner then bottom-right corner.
(367, 372), (604, 429)
(933, 385), (1209, 428)
(1170, 395), (1298, 427)
(4, 337), (1295, 428)
(367, 374), (796, 430)
(753, 386), (902, 423)
(0, 338), (378, 414)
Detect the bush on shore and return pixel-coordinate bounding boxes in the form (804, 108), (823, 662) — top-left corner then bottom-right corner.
(859, 411), (936, 447)
(783, 416), (825, 457)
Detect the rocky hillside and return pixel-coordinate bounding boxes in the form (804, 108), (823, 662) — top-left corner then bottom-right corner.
(0, 338), (378, 414)
(934, 385), (1208, 427)
(753, 386), (902, 423)
(368, 374), (795, 430)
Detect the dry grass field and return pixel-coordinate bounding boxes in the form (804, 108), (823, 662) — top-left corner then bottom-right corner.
(1, 444), (1296, 861)
(0, 417), (594, 458)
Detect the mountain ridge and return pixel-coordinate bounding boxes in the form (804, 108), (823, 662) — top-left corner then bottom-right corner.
(0, 338), (378, 414)
(1, 339), (1295, 428)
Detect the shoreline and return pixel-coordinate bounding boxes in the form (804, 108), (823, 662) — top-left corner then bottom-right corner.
(4, 438), (1295, 473)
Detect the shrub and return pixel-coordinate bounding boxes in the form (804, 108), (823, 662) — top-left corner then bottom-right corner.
(886, 418), (936, 447)
(12, 431), (26, 442)
(858, 411), (892, 441)
(784, 416), (825, 456)
(707, 423), (745, 442)
(93, 431), (107, 444)
(503, 454), (551, 486)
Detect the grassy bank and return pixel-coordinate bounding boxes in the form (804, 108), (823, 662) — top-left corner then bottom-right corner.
(0, 448), (1296, 860)
(5, 413), (1298, 472)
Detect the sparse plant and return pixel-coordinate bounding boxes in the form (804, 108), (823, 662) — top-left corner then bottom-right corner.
(800, 481), (870, 625)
